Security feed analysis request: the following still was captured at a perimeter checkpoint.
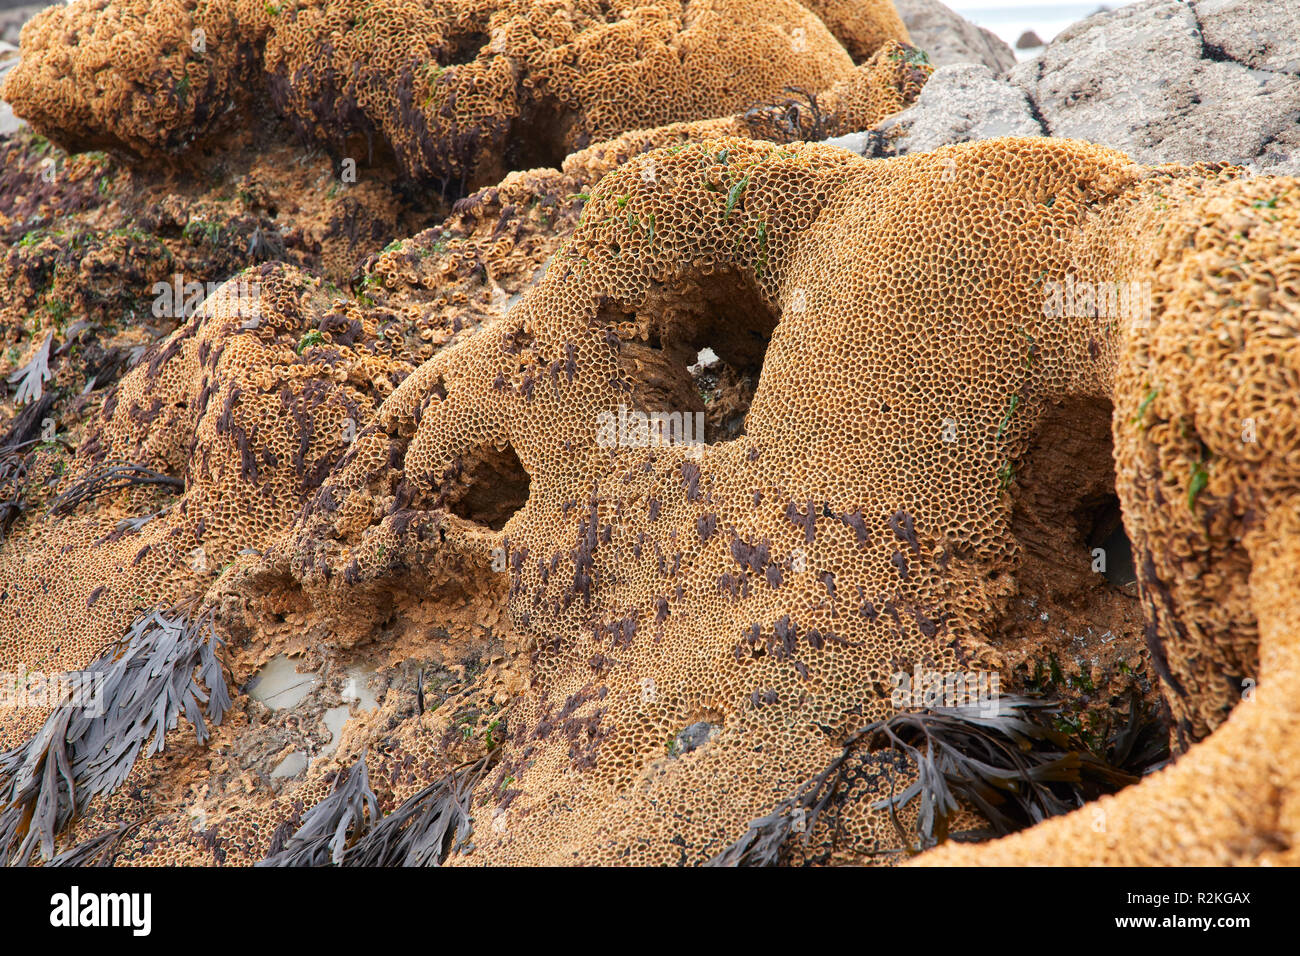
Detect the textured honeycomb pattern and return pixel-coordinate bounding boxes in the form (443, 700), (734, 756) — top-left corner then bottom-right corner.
(796, 0), (910, 63)
(180, 137), (1292, 867)
(397, 135), (1146, 864)
(10, 136), (1298, 867)
(0, 43), (923, 736)
(3, 1), (1294, 870)
(0, 263), (397, 747)
(0, 0), (270, 156)
(0, 17), (928, 861)
(2, 0), (908, 190)
(921, 170), (1300, 866)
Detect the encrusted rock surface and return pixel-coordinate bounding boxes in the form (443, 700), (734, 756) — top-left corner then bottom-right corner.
(868, 0), (1300, 176)
(893, 0), (1016, 72)
(0, 0), (1297, 870)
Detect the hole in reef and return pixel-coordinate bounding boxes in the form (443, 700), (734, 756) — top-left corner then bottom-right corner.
(605, 267), (777, 445)
(690, 346), (759, 443)
(504, 94), (576, 178)
(441, 442), (530, 531)
(445, 31), (489, 66)
(990, 395), (1147, 639)
(990, 397), (1147, 667)
(1008, 395), (1119, 577)
(1080, 493), (1137, 587)
(459, 93), (575, 197)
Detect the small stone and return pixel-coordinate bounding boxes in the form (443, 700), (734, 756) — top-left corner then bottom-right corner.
(271, 751), (308, 779)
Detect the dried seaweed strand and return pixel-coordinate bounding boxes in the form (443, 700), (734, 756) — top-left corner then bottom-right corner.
(0, 604), (229, 865)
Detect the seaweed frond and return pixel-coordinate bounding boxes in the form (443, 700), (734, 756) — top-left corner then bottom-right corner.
(0, 604), (229, 865)
(342, 753), (496, 867)
(7, 332), (54, 406)
(0, 447), (32, 544)
(47, 821), (145, 867)
(861, 698), (1137, 847)
(49, 461), (184, 517)
(742, 86), (827, 144)
(259, 750), (498, 868)
(1105, 687), (1171, 776)
(708, 696), (1140, 866)
(0, 392), (61, 541)
(257, 755), (379, 867)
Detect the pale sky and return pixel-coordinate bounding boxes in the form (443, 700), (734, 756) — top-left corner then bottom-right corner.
(941, 0), (1147, 49)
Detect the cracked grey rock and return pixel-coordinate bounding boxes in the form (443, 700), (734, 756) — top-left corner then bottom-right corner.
(0, 2), (45, 135)
(0, 41), (16, 135)
(821, 130), (871, 155)
(1011, 0), (1300, 173)
(868, 64), (1044, 155)
(894, 0), (1017, 73)
(0, 103), (18, 139)
(1197, 0), (1300, 73)
(863, 0), (1299, 176)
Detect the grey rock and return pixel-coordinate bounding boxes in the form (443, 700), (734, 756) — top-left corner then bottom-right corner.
(894, 0), (1017, 73)
(271, 751), (309, 780)
(0, 3), (49, 47)
(864, 0), (1299, 176)
(1016, 31), (1045, 51)
(0, 9), (30, 134)
(0, 99), (16, 137)
(1251, 124), (1300, 178)
(1197, 0), (1300, 73)
(669, 721), (719, 757)
(820, 130), (871, 155)
(869, 64), (1043, 155)
(1011, 0), (1300, 172)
